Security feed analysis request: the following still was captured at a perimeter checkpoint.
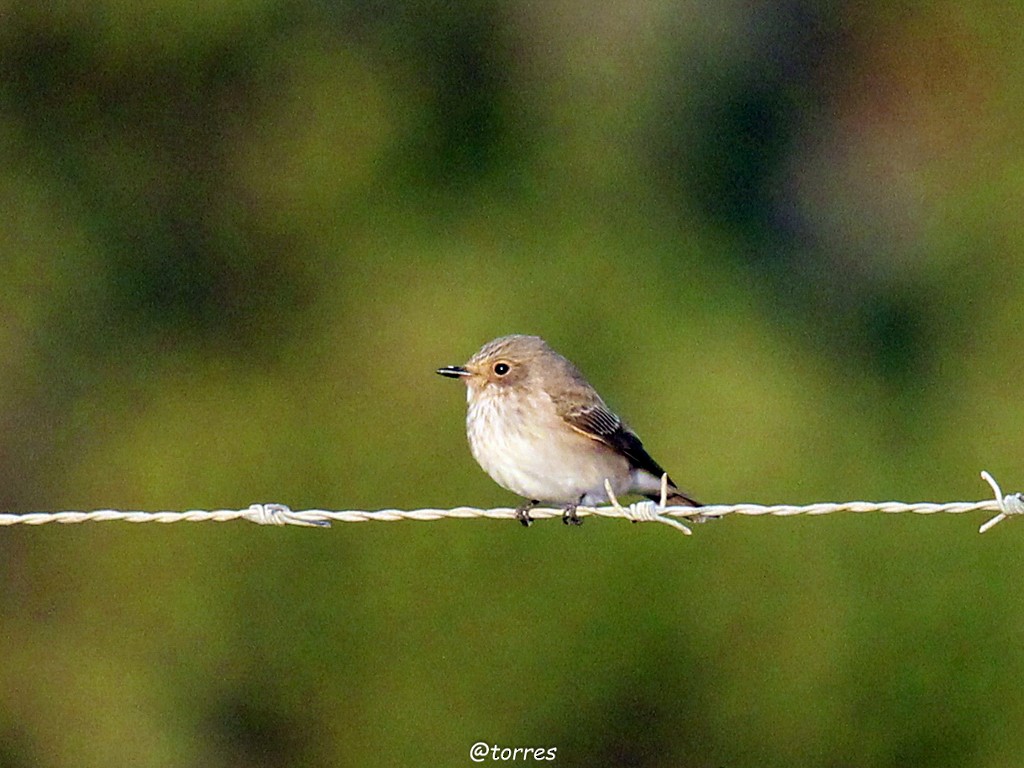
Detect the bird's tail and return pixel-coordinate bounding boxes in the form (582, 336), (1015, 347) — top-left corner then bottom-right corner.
(646, 489), (701, 507)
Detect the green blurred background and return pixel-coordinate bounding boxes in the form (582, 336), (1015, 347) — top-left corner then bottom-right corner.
(1, 1), (1023, 766)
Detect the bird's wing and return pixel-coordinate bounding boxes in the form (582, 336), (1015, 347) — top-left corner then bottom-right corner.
(556, 401), (671, 482)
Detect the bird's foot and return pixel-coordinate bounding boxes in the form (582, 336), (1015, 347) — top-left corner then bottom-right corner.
(515, 500), (539, 528)
(562, 504), (583, 526)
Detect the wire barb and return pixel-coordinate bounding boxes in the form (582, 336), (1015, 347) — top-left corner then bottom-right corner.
(603, 476), (693, 534)
(978, 471), (1024, 533)
(243, 503), (332, 528)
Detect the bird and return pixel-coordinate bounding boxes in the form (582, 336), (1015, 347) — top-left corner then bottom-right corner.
(436, 334), (700, 526)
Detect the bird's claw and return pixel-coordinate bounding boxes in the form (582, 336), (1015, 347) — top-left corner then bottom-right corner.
(515, 500), (538, 527)
(562, 506), (583, 526)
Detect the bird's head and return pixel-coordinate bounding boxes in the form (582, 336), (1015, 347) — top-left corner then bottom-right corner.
(436, 334), (553, 393)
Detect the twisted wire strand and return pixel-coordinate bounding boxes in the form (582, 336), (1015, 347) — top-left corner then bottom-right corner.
(0, 472), (1020, 534)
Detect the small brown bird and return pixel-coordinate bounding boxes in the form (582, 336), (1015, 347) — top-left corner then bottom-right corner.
(437, 335), (700, 526)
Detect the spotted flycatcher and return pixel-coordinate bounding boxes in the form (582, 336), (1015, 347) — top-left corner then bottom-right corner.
(437, 334), (700, 526)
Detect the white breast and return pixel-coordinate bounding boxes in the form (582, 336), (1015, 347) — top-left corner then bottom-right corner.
(464, 387), (631, 504)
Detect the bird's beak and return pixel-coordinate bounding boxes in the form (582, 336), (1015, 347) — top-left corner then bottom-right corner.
(436, 365), (471, 379)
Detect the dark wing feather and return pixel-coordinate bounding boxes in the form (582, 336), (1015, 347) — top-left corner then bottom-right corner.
(558, 402), (671, 482)
(553, 386), (701, 506)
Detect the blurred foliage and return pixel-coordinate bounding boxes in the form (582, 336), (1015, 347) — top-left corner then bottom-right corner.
(1, 1), (1024, 766)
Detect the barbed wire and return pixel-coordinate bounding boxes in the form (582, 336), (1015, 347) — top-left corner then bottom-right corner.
(0, 471), (1021, 535)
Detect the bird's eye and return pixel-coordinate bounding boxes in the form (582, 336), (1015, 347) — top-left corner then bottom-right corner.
(493, 362), (510, 376)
